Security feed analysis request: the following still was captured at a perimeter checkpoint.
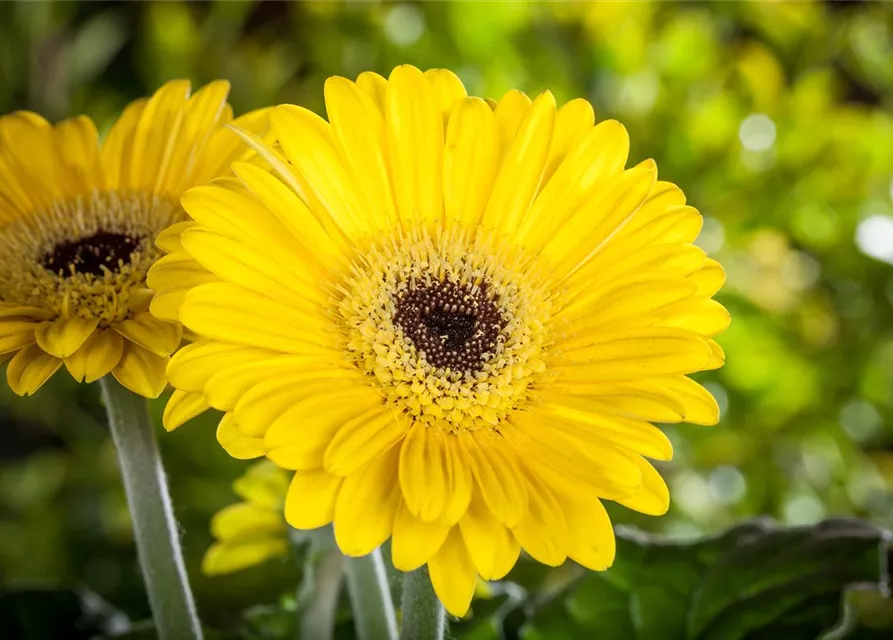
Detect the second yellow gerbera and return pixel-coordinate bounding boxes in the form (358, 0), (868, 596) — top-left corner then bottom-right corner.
(154, 65), (728, 616)
(0, 80), (267, 397)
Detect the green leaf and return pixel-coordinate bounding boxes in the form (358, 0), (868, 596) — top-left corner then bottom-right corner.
(519, 518), (890, 640)
(688, 519), (888, 640)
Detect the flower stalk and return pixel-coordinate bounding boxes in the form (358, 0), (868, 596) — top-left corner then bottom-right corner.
(400, 566), (445, 640)
(100, 377), (202, 640)
(344, 548), (399, 640)
(293, 526), (345, 640)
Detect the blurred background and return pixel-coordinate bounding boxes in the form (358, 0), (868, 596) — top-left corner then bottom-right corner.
(2, 0), (893, 634)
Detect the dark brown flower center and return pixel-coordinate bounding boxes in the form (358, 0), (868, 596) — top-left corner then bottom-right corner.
(42, 231), (143, 277)
(393, 280), (505, 373)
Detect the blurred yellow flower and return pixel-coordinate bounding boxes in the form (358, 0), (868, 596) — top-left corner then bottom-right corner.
(156, 65), (728, 616)
(0, 80), (268, 397)
(203, 461), (291, 576)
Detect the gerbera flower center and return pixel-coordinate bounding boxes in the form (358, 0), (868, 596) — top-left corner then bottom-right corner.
(338, 228), (551, 433)
(0, 191), (181, 325)
(42, 231), (144, 277)
(393, 280), (505, 373)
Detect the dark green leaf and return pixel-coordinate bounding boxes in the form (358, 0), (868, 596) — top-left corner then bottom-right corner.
(519, 519), (890, 640)
(688, 519), (888, 639)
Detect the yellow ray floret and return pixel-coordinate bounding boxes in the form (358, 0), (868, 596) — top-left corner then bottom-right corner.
(153, 65), (729, 616)
(202, 461), (291, 576)
(0, 80), (269, 397)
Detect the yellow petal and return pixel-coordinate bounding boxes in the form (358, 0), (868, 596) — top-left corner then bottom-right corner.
(691, 258), (726, 297)
(492, 90), (532, 156)
(195, 106), (271, 185)
(356, 71), (388, 115)
(202, 539), (288, 576)
(234, 373), (359, 437)
(558, 494), (615, 571)
(180, 181), (310, 260)
(180, 282), (335, 355)
(443, 98), (499, 228)
(482, 91), (555, 233)
(271, 104), (370, 239)
(101, 98), (147, 189)
(510, 428), (640, 501)
(6, 344), (62, 395)
(160, 79), (230, 195)
(324, 76), (397, 231)
(442, 435), (473, 525)
(428, 527), (477, 618)
(459, 489), (520, 580)
(705, 338), (725, 370)
(0, 304), (53, 321)
(572, 243), (705, 297)
(532, 402), (674, 461)
(459, 431), (527, 527)
(0, 321), (37, 355)
(146, 252), (217, 322)
(659, 298), (731, 337)
(264, 388), (383, 471)
(399, 424), (450, 522)
(543, 164), (656, 283)
(204, 355), (339, 412)
(525, 119), (629, 247)
(0, 112), (65, 209)
(180, 227), (326, 309)
(167, 340), (275, 393)
(423, 69), (467, 126)
(232, 161), (344, 273)
(113, 313), (181, 357)
(111, 342), (167, 398)
(620, 204), (703, 247)
(64, 329), (124, 383)
(391, 501), (449, 572)
(154, 221), (195, 254)
(216, 414), (264, 460)
(615, 458), (670, 516)
(541, 385), (685, 425)
(543, 98), (595, 182)
(162, 389), (210, 431)
(285, 468), (343, 530)
(55, 115), (103, 194)
(560, 277), (698, 332)
(210, 502), (284, 542)
(511, 471), (567, 566)
(333, 445), (401, 556)
(233, 461), (289, 510)
(324, 407), (408, 477)
(34, 316), (99, 358)
(660, 376), (721, 426)
(549, 327), (713, 381)
(128, 79), (190, 192)
(387, 64), (444, 229)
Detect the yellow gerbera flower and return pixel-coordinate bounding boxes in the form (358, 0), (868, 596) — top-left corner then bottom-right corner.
(155, 65), (728, 616)
(0, 80), (268, 397)
(203, 461), (291, 576)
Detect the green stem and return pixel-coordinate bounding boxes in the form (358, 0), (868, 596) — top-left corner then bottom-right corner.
(295, 526), (344, 640)
(400, 566), (445, 640)
(100, 377), (202, 640)
(344, 548), (399, 640)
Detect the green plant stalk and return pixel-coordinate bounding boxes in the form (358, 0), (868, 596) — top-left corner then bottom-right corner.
(344, 548), (399, 640)
(100, 377), (202, 640)
(294, 526), (344, 640)
(400, 566), (445, 640)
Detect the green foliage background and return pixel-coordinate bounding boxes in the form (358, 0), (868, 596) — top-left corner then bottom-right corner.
(1, 1), (893, 637)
